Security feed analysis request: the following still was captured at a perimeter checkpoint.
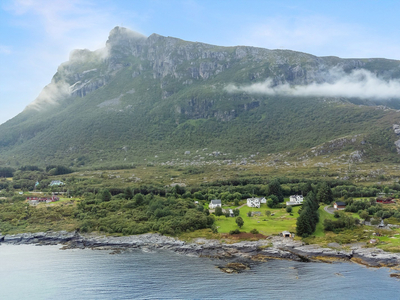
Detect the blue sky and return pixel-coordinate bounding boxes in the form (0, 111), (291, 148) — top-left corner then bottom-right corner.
(1, 0), (400, 125)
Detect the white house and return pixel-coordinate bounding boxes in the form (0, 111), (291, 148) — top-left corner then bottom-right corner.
(260, 197), (267, 204)
(49, 180), (64, 186)
(286, 195), (304, 206)
(209, 199), (222, 209)
(247, 197), (261, 208)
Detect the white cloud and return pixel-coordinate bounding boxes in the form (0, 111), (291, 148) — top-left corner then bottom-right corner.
(26, 80), (70, 110)
(225, 69), (400, 100)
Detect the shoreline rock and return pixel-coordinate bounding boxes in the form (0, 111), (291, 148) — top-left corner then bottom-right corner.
(1, 231), (400, 269)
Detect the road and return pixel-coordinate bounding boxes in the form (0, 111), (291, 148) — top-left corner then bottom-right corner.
(324, 205), (335, 214)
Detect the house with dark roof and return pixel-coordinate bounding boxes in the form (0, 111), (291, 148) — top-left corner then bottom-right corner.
(333, 201), (346, 210)
(209, 199), (222, 209)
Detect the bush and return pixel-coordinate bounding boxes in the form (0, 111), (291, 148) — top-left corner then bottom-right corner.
(250, 229), (259, 234)
(371, 219), (380, 225)
(215, 206), (223, 216)
(247, 211), (252, 217)
(229, 229), (241, 235)
(267, 199), (274, 208)
(286, 206), (292, 213)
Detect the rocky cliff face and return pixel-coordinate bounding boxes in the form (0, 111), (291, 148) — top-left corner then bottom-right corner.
(26, 26), (400, 112)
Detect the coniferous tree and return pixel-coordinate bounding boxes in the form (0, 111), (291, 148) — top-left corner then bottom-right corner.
(316, 182), (334, 204)
(302, 182), (313, 196)
(268, 180), (284, 203)
(296, 192), (319, 237)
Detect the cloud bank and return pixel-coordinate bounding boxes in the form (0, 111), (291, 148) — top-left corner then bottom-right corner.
(225, 69), (400, 100)
(26, 81), (70, 111)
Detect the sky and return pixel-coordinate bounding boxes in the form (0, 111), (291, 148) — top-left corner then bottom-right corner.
(1, 0), (400, 125)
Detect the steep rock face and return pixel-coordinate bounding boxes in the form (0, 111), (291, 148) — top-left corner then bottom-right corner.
(26, 26), (400, 112)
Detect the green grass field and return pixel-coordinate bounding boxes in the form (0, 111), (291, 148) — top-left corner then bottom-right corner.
(314, 206), (336, 237)
(215, 204), (300, 235)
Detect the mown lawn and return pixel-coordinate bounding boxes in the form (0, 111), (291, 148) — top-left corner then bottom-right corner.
(214, 204), (300, 235)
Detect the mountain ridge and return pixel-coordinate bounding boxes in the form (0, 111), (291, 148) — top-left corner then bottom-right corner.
(1, 26), (400, 168)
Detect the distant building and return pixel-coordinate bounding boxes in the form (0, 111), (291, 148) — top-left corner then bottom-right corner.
(209, 199), (222, 209)
(260, 197), (267, 204)
(26, 196), (59, 205)
(247, 197), (260, 208)
(376, 198), (395, 204)
(49, 180), (64, 186)
(229, 209), (234, 217)
(286, 195), (304, 206)
(333, 201), (346, 210)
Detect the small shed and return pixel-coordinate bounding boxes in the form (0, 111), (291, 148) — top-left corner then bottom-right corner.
(281, 231), (292, 238)
(333, 201), (346, 210)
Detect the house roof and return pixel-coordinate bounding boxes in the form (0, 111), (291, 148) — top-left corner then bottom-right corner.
(335, 201), (346, 206)
(210, 199), (221, 204)
(247, 197), (260, 201)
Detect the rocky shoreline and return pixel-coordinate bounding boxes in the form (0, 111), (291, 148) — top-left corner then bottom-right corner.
(1, 231), (400, 271)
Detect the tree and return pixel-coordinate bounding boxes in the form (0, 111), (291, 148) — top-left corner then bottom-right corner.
(193, 192), (204, 200)
(268, 180), (284, 202)
(316, 182), (334, 204)
(359, 210), (370, 221)
(124, 187), (133, 200)
(286, 206), (292, 213)
(233, 192), (242, 200)
(302, 182), (313, 196)
(296, 192), (319, 237)
(247, 211), (252, 217)
(235, 216), (244, 228)
(267, 199), (274, 208)
(234, 199), (239, 206)
(134, 193), (144, 206)
(265, 210), (271, 217)
(101, 189), (112, 202)
(215, 206), (223, 216)
(233, 209), (240, 217)
(269, 195), (279, 206)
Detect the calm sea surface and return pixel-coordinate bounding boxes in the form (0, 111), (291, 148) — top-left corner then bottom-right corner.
(0, 244), (399, 299)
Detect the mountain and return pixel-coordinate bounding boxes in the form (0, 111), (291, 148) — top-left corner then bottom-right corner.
(1, 26), (400, 168)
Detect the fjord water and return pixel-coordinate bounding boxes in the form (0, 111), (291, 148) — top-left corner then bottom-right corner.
(0, 244), (399, 300)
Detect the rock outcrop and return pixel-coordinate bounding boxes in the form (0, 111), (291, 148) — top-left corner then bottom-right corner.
(2, 232), (400, 269)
